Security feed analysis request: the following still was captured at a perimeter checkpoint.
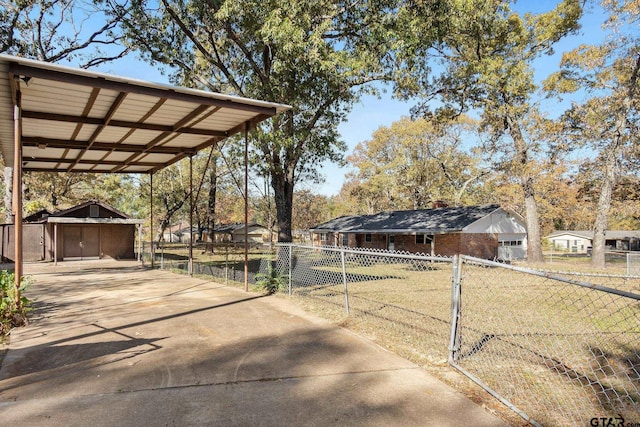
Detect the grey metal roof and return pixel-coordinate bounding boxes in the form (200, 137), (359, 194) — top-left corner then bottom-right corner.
(0, 54), (290, 174)
(214, 223), (265, 233)
(311, 204), (502, 233)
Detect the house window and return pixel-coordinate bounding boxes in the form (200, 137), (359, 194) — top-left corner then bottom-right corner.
(320, 233), (328, 242)
(365, 233), (372, 243)
(342, 234), (348, 246)
(90, 205), (99, 218)
(499, 240), (522, 246)
(416, 234), (433, 245)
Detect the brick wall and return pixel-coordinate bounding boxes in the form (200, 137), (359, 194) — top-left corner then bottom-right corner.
(312, 231), (498, 259)
(392, 234), (433, 253)
(435, 233), (498, 259)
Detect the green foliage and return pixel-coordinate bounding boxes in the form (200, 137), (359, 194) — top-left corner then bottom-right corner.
(110, 0), (450, 242)
(345, 115), (489, 211)
(255, 263), (286, 295)
(0, 271), (31, 338)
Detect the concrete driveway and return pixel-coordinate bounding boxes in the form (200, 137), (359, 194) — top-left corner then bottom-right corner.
(0, 260), (507, 426)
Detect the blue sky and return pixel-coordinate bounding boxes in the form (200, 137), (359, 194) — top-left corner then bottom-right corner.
(93, 1), (607, 197)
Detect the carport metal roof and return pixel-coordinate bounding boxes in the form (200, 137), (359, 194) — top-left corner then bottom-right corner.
(0, 54), (289, 174)
(0, 54), (290, 289)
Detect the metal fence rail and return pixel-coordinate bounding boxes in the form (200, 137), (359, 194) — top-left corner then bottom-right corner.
(451, 256), (640, 427)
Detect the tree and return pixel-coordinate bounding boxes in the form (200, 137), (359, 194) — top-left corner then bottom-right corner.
(345, 116), (489, 212)
(544, 0), (640, 268)
(404, 0), (583, 262)
(0, 0), (129, 221)
(107, 0), (448, 242)
(292, 190), (329, 242)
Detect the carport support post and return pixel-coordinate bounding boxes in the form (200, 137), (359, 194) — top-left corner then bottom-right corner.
(12, 83), (23, 290)
(150, 172), (154, 268)
(137, 223), (142, 262)
(54, 224), (58, 265)
(189, 154), (193, 276)
(244, 122), (249, 292)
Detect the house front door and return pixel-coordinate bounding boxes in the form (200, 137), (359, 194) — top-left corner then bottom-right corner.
(388, 234), (395, 251)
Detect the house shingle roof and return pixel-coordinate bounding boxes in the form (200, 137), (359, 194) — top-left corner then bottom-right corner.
(311, 204), (502, 233)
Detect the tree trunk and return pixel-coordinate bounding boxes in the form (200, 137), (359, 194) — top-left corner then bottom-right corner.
(507, 115), (544, 263)
(272, 169), (294, 243)
(3, 167), (12, 223)
(523, 177), (544, 263)
(591, 148), (617, 269)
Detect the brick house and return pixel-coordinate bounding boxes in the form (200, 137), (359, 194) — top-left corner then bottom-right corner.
(310, 204), (527, 260)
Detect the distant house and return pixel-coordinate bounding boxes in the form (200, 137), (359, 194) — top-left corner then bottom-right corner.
(211, 223), (271, 244)
(545, 230), (640, 253)
(163, 222), (197, 243)
(310, 204), (527, 260)
(1, 200), (144, 262)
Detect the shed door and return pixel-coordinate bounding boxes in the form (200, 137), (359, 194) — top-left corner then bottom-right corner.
(63, 226), (100, 259)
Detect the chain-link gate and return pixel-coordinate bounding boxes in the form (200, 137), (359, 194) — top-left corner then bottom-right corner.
(450, 255), (640, 426)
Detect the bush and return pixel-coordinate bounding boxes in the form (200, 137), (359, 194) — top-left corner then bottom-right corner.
(255, 264), (287, 295)
(0, 271), (31, 338)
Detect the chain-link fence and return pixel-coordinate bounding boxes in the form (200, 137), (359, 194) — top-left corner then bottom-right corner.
(141, 242), (640, 425)
(280, 244), (454, 365)
(140, 241), (275, 288)
(451, 256), (640, 427)
(628, 253), (640, 276)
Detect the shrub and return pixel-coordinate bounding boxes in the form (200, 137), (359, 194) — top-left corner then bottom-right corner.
(0, 271), (31, 338)
(255, 264), (287, 295)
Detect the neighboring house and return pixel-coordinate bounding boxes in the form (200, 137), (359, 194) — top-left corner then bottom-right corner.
(1, 200), (143, 262)
(545, 230), (640, 253)
(211, 223), (271, 244)
(310, 204), (527, 260)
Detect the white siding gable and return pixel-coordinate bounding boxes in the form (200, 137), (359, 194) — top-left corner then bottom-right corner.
(463, 209), (527, 234)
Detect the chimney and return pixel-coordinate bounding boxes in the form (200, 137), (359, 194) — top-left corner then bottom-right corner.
(432, 200), (448, 209)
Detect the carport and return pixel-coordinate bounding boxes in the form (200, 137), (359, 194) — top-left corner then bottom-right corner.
(0, 54), (290, 289)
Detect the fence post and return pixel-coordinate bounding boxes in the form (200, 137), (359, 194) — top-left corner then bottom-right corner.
(341, 248), (350, 315)
(627, 252), (630, 276)
(288, 244), (293, 296)
(448, 255), (462, 363)
(160, 242), (164, 270)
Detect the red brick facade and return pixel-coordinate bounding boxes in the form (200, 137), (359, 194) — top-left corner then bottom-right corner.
(313, 232), (499, 259)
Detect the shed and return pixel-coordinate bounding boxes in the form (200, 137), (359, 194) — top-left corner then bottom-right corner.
(27, 200), (143, 261)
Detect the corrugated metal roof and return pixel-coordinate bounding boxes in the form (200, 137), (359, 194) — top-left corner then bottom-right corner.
(0, 54), (290, 174)
(311, 204), (502, 233)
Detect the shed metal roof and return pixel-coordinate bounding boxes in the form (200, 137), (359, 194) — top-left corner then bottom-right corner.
(0, 54), (290, 174)
(311, 204), (503, 233)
